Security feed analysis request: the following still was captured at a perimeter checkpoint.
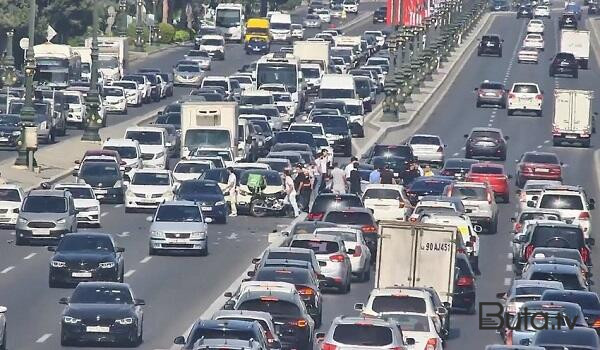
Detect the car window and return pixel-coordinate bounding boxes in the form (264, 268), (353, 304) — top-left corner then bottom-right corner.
(332, 324), (393, 346)
(480, 83), (504, 90)
(450, 186), (487, 200)
(523, 154), (558, 163)
(23, 196), (67, 213)
(324, 211), (374, 225)
(155, 205), (202, 222)
(529, 272), (583, 290)
(471, 166), (503, 174)
(371, 295), (426, 313)
(513, 84), (539, 93)
(385, 314), (430, 332)
(70, 285), (133, 304)
(539, 194), (584, 210)
(255, 269), (311, 285)
(0, 189), (21, 202)
(363, 188), (400, 200)
(238, 299), (301, 317)
(532, 226), (584, 248)
(291, 240), (340, 254)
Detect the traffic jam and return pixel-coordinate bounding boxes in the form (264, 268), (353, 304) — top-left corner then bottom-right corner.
(1, 0), (600, 348)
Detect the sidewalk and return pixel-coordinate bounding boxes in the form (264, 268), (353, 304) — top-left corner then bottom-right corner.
(352, 11), (506, 157)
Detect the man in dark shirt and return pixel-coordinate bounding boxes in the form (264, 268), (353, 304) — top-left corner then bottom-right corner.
(349, 162), (362, 195)
(380, 165), (395, 184)
(403, 163), (421, 185)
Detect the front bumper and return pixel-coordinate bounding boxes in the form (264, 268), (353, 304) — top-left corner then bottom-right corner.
(150, 237), (207, 250)
(0, 134), (19, 147)
(67, 110), (84, 123)
(93, 187), (124, 204)
(126, 94), (140, 105)
(50, 266), (118, 284)
(61, 322), (137, 344)
(76, 209), (100, 226)
(126, 195), (171, 209)
(0, 212), (18, 225)
(174, 75), (202, 86)
(16, 227), (69, 243)
(142, 155), (166, 169)
(104, 101), (127, 112)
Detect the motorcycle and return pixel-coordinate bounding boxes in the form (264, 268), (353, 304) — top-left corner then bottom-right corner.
(249, 191), (294, 217)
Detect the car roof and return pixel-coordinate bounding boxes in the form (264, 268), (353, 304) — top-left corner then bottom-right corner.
(333, 315), (397, 326)
(511, 279), (565, 289)
(126, 126), (164, 132)
(159, 200), (198, 207)
(363, 183), (404, 190)
(29, 189), (68, 197)
(0, 184), (22, 190)
(194, 319), (258, 331)
(132, 168), (170, 174)
(370, 287), (430, 297)
(470, 127), (502, 133)
(293, 233), (343, 242)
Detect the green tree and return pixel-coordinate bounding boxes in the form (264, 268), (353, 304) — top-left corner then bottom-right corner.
(0, 1), (31, 32)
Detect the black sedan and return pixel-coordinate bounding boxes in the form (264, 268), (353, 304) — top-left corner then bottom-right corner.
(464, 127), (508, 160)
(516, 5), (533, 18)
(405, 176), (455, 206)
(541, 290), (600, 332)
(246, 38), (270, 55)
(0, 114), (22, 148)
(176, 180), (228, 224)
(59, 282), (144, 346)
(48, 233), (125, 288)
(439, 158), (480, 180)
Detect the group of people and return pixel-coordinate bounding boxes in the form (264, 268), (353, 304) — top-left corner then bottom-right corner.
(221, 149), (437, 218)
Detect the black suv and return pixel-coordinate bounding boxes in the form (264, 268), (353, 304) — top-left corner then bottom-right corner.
(549, 53), (579, 78)
(516, 5), (533, 18)
(373, 6), (387, 23)
(478, 35), (503, 57)
(559, 13), (578, 29)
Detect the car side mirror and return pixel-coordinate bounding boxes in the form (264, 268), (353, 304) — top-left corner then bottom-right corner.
(436, 307), (447, 316)
(496, 292), (506, 299)
(354, 303), (364, 311)
(526, 200), (535, 207)
(531, 195), (539, 201)
(59, 297), (69, 305)
(72, 169), (79, 177)
(224, 291), (233, 298)
(315, 332), (326, 342)
(173, 336), (186, 345)
(134, 298), (145, 305)
(504, 135), (510, 140)
(463, 134), (469, 138)
(405, 338), (416, 346)
(586, 238), (595, 246)
(251, 257), (261, 264)
(247, 270), (255, 277)
(223, 300), (235, 310)
(47, 246), (56, 251)
(116, 247), (125, 253)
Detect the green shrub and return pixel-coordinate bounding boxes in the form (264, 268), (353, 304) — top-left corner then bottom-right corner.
(279, 0), (302, 11)
(127, 23), (150, 47)
(159, 22), (176, 44)
(173, 29), (190, 42)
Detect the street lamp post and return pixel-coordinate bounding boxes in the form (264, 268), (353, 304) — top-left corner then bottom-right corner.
(1, 30), (17, 88)
(14, 0), (38, 170)
(135, 0), (145, 49)
(118, 0), (128, 37)
(151, 0), (159, 45)
(81, 2), (103, 142)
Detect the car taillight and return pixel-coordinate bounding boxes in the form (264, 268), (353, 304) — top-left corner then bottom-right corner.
(580, 246), (590, 265)
(505, 329), (513, 345)
(514, 223), (522, 232)
(457, 276), (474, 287)
(592, 319), (600, 328)
(329, 254), (345, 262)
(508, 93), (515, 98)
(361, 225), (377, 234)
(409, 217), (418, 223)
(298, 286), (315, 296)
(353, 245), (362, 257)
(579, 211), (590, 220)
(289, 319), (308, 327)
(322, 343), (337, 350)
(524, 244), (535, 260)
(308, 212), (324, 220)
(535, 94), (543, 100)
(425, 338), (437, 350)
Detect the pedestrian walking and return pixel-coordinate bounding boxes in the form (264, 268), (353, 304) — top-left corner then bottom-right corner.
(294, 165), (312, 211)
(315, 150), (329, 192)
(380, 164), (395, 184)
(330, 162), (347, 194)
(223, 167), (238, 217)
(345, 157), (358, 179)
(349, 162), (362, 195)
(369, 167), (381, 184)
(284, 169), (300, 217)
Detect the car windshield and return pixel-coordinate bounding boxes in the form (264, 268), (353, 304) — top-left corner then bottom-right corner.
(514, 286), (551, 297)
(471, 131), (501, 139)
(131, 172), (170, 186)
(202, 39), (223, 46)
(70, 285), (133, 304)
(385, 314), (430, 332)
(64, 95), (80, 104)
(332, 324), (393, 346)
(363, 189), (400, 200)
(0, 189), (21, 202)
(471, 166), (503, 174)
(112, 82), (136, 90)
(104, 146), (138, 159)
(371, 295), (427, 313)
(532, 226), (584, 248)
(126, 130), (162, 145)
(80, 162), (119, 177)
(373, 145), (412, 158)
(312, 116), (348, 130)
(290, 125), (323, 135)
(539, 194), (584, 210)
(411, 136), (440, 145)
(523, 154), (558, 163)
(240, 171), (282, 186)
(529, 272), (583, 290)
(23, 196), (66, 213)
(301, 67), (320, 78)
(180, 182), (223, 197)
(57, 235), (113, 252)
(316, 230), (357, 242)
(102, 88), (123, 97)
(513, 84), (539, 93)
(177, 65), (200, 73)
(520, 212), (561, 222)
(175, 162), (211, 174)
(311, 195), (362, 213)
(0, 115), (20, 126)
(189, 328), (256, 346)
(450, 186), (487, 200)
(409, 179), (451, 192)
(238, 299), (301, 317)
(255, 269), (311, 285)
(291, 240), (339, 254)
(60, 187), (94, 199)
(155, 205), (201, 222)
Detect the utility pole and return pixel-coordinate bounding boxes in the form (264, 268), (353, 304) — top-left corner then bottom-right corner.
(81, 2), (103, 142)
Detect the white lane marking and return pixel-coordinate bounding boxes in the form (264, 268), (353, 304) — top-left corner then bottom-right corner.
(227, 232), (239, 240)
(537, 145), (543, 149)
(115, 204), (123, 208)
(101, 212), (109, 217)
(1, 266), (14, 274)
(36, 333), (53, 343)
(146, 215), (153, 221)
(452, 152), (460, 156)
(124, 269), (136, 277)
(118, 231), (130, 237)
(461, 147), (466, 151)
(140, 256), (152, 264)
(506, 264), (513, 272)
(488, 123), (493, 127)
(504, 277), (512, 286)
(23, 253), (37, 260)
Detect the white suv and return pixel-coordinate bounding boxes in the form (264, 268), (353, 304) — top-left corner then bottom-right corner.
(124, 127), (169, 169)
(0, 184), (24, 227)
(445, 181), (499, 233)
(63, 90), (87, 127)
(102, 138), (144, 172)
(532, 185), (595, 238)
(199, 35), (226, 60)
(507, 82), (543, 117)
(111, 80), (142, 107)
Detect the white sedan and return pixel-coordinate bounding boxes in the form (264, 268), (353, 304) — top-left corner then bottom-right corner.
(526, 19), (545, 34)
(523, 33), (544, 50)
(517, 46), (539, 64)
(391, 313), (444, 350)
(362, 184), (412, 221)
(533, 5), (550, 18)
(125, 169), (175, 212)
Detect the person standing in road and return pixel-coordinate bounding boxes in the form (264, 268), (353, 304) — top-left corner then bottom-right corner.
(224, 167), (238, 217)
(345, 156), (358, 179)
(284, 169), (300, 217)
(403, 163), (421, 185)
(330, 162), (347, 194)
(369, 167), (381, 184)
(423, 165), (435, 176)
(315, 150), (329, 192)
(349, 162), (362, 195)
(380, 164), (395, 184)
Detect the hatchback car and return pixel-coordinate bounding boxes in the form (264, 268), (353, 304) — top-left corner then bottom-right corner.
(211, 310), (282, 349)
(475, 80), (506, 108)
(173, 319), (270, 350)
(322, 208), (378, 257)
(466, 162), (512, 202)
(317, 316), (412, 350)
(314, 227), (372, 281)
(516, 152), (562, 187)
(464, 127), (509, 160)
(541, 290), (600, 331)
(549, 52), (579, 78)
(362, 184), (412, 221)
(478, 35), (503, 56)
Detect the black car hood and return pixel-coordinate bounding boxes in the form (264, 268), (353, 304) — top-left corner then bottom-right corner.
(54, 251), (115, 264)
(178, 193), (223, 203)
(65, 303), (134, 320)
(82, 176), (119, 187)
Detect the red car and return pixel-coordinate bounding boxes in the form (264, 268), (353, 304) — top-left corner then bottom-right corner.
(515, 151), (562, 187)
(465, 162), (512, 203)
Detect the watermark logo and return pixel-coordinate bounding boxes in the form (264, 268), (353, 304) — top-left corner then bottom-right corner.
(478, 302), (580, 331)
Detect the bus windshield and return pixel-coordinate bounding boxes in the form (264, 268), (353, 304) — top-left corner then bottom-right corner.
(216, 8), (241, 28)
(257, 64), (298, 93)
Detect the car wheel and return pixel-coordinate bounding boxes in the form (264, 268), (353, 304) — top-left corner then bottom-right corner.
(363, 264), (371, 282)
(49, 276), (60, 288)
(582, 139), (591, 148)
(148, 246), (157, 256)
(536, 110), (542, 117)
(137, 322), (143, 345)
(507, 109), (514, 116)
(15, 235), (24, 246)
(476, 101), (481, 108)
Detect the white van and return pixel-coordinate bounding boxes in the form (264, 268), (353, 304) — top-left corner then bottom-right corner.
(124, 127), (170, 169)
(319, 74), (356, 99)
(102, 138), (144, 171)
(270, 13), (292, 43)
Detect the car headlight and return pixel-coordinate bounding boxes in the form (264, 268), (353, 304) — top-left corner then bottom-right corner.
(51, 260), (66, 268)
(126, 189), (134, 197)
(151, 230), (164, 238)
(155, 152), (165, 159)
(12, 130), (21, 136)
(99, 262), (116, 269)
(63, 316), (81, 324)
(113, 180), (123, 188)
(190, 231), (205, 238)
(57, 218), (67, 224)
(115, 317), (134, 325)
(17, 216), (27, 224)
(215, 200), (226, 206)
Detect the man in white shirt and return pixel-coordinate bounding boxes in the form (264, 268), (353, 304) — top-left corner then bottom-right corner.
(330, 162), (347, 194)
(315, 150), (329, 193)
(344, 156), (358, 179)
(223, 167), (238, 217)
(284, 169), (300, 217)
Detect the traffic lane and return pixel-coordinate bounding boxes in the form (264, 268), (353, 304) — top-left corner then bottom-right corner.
(0, 201), (290, 350)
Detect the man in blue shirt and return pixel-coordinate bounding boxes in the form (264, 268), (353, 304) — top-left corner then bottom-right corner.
(369, 167), (381, 184)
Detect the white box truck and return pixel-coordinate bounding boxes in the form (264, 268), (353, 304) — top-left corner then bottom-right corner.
(375, 221), (459, 304)
(180, 101), (241, 159)
(293, 41), (329, 72)
(560, 29), (590, 69)
(85, 36), (128, 80)
(552, 89), (594, 147)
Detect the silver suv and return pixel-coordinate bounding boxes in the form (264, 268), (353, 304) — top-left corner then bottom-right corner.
(15, 189), (77, 245)
(316, 316), (414, 350)
(445, 181), (499, 233)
